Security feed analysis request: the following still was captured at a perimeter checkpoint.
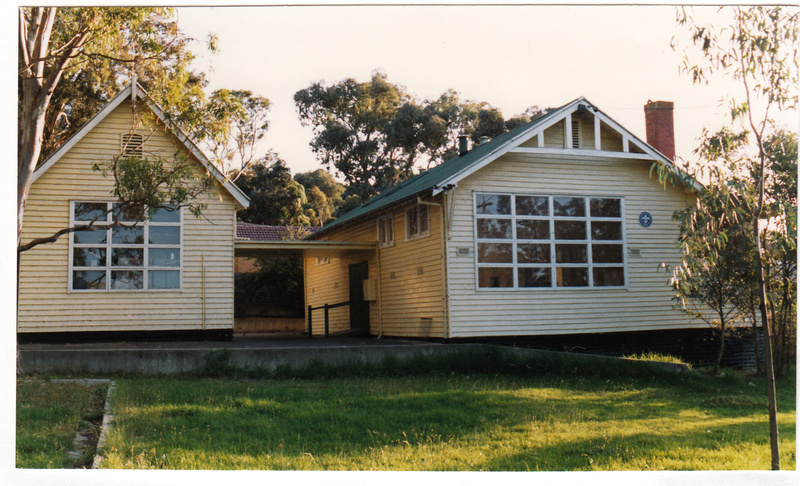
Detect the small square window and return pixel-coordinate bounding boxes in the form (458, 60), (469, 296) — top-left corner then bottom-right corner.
(406, 204), (431, 240)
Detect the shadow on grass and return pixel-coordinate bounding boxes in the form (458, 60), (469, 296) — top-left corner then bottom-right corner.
(483, 415), (797, 471)
(105, 366), (795, 470)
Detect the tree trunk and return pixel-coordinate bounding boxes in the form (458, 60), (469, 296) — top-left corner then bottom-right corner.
(754, 214), (780, 470)
(751, 307), (762, 376)
(715, 318), (726, 372)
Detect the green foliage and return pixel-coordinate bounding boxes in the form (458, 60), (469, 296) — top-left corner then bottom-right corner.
(234, 257), (304, 318)
(231, 154), (310, 226)
(197, 89), (271, 174)
(294, 169), (346, 224)
(761, 131), (798, 374)
(294, 70), (413, 200)
(92, 154), (213, 220)
(295, 70), (546, 202)
(665, 6), (798, 374)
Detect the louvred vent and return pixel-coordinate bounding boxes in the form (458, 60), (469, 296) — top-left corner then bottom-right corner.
(571, 120), (580, 149)
(122, 133), (144, 158)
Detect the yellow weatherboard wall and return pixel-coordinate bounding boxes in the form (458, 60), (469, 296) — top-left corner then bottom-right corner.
(305, 198), (446, 338)
(18, 99), (237, 334)
(445, 151), (696, 338)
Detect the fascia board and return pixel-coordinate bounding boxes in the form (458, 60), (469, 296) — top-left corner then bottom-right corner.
(433, 96), (702, 194)
(142, 95), (251, 209)
(32, 82), (251, 209)
(591, 105), (703, 192)
(432, 97), (586, 195)
(31, 86), (134, 184)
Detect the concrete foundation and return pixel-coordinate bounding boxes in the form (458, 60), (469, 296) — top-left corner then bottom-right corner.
(18, 336), (454, 375)
(18, 335), (691, 376)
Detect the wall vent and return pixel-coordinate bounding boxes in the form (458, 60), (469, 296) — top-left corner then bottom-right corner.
(122, 133), (144, 158)
(571, 120), (581, 149)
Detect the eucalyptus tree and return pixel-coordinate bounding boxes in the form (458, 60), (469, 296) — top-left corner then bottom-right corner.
(18, 6), (213, 249)
(662, 5), (799, 469)
(197, 89), (271, 177)
(294, 70), (414, 201)
(295, 70), (547, 200)
(230, 153), (311, 227)
(18, 7), (272, 255)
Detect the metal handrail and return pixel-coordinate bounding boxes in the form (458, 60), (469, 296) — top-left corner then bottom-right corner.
(307, 301), (350, 338)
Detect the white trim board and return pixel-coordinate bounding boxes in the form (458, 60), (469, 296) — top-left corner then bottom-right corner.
(433, 96), (703, 195)
(31, 83), (251, 209)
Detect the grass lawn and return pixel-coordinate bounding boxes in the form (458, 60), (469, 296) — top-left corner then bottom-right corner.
(16, 380), (108, 469)
(97, 361), (796, 471)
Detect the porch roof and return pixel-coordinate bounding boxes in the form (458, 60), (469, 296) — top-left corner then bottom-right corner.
(234, 239), (377, 259)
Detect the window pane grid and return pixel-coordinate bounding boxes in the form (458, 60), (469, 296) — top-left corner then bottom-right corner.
(70, 202), (181, 291)
(475, 193), (625, 289)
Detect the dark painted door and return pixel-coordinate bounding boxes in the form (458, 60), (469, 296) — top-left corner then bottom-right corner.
(348, 261), (370, 331)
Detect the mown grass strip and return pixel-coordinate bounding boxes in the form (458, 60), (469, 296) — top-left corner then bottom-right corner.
(16, 380), (109, 469)
(98, 348), (795, 471)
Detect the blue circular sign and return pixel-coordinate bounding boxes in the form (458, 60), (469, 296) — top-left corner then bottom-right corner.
(639, 211), (653, 227)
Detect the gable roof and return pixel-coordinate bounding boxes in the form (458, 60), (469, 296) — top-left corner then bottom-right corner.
(32, 83), (250, 209)
(236, 223), (320, 241)
(312, 96), (700, 237)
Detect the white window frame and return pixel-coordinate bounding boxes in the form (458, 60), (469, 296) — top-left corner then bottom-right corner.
(68, 201), (183, 292)
(405, 204), (430, 241)
(377, 214), (395, 248)
(473, 192), (627, 290)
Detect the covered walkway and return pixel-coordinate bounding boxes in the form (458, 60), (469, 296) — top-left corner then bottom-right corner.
(235, 238), (384, 337)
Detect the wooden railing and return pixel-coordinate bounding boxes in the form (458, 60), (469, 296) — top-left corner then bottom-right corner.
(307, 301), (350, 338)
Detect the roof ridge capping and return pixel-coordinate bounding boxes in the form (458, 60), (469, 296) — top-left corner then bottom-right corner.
(32, 82), (250, 209)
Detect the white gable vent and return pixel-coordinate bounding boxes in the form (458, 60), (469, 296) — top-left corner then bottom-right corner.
(571, 120), (581, 149)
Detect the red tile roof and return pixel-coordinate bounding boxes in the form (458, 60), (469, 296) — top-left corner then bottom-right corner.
(235, 223), (319, 241)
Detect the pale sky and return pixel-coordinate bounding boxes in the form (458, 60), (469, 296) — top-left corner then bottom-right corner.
(175, 4), (798, 176)
(2, 5), (798, 486)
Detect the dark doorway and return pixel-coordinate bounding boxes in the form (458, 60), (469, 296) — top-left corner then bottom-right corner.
(348, 261), (370, 331)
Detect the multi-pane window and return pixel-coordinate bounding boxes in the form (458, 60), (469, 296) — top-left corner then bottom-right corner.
(377, 214), (394, 248)
(474, 193), (625, 289)
(70, 202), (181, 291)
(406, 204), (430, 240)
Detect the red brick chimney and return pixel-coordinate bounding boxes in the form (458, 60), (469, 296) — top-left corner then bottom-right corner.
(644, 100), (675, 161)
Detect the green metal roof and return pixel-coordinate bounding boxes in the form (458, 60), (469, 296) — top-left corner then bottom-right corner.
(309, 101), (568, 237)
(308, 94), (697, 239)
